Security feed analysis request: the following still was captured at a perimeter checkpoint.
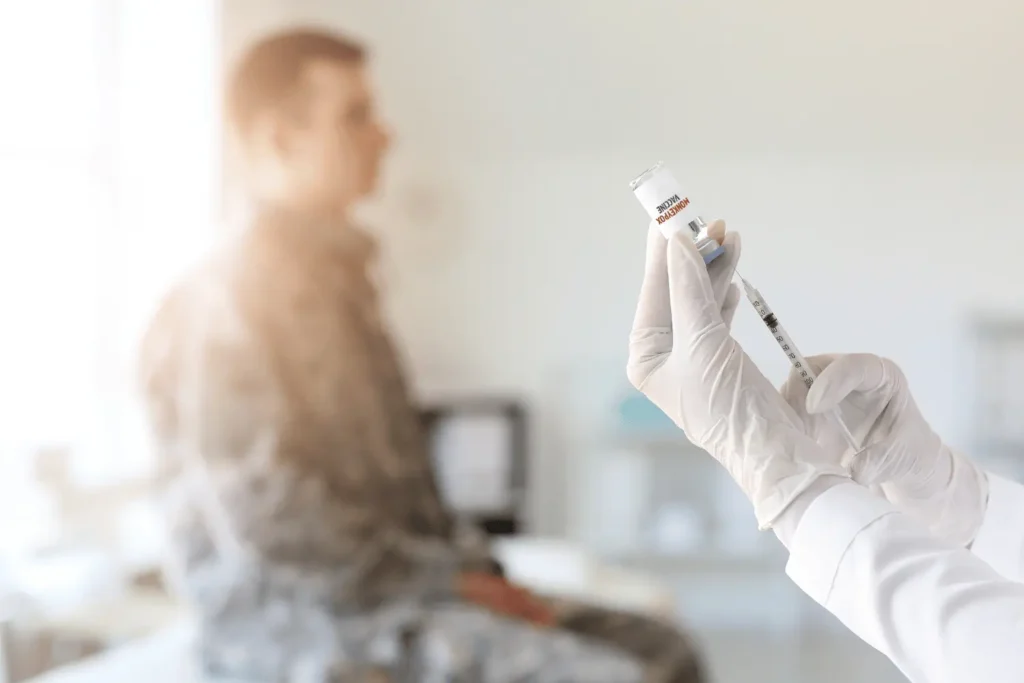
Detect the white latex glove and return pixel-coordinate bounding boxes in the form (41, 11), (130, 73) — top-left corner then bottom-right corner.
(638, 219), (743, 329)
(780, 353), (989, 546)
(627, 224), (848, 528)
(701, 220), (742, 327)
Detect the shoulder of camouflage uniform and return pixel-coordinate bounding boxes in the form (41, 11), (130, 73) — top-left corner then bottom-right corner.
(136, 238), (249, 392)
(137, 222), (341, 392)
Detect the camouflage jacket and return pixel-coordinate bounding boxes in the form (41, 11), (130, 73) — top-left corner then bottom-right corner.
(137, 208), (492, 620)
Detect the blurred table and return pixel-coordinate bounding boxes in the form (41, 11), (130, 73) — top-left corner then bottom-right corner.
(491, 536), (677, 619)
(20, 621), (200, 683)
(40, 587), (186, 646)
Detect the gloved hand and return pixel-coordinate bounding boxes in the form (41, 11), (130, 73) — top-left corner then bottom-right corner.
(627, 223), (847, 528)
(643, 219), (742, 328)
(779, 353), (989, 546)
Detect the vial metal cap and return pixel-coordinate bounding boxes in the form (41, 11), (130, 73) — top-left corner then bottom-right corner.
(685, 216), (724, 261)
(688, 215), (707, 235)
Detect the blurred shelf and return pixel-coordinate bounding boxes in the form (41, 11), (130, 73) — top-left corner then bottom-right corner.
(608, 432), (710, 457)
(612, 430), (694, 446)
(605, 549), (785, 574)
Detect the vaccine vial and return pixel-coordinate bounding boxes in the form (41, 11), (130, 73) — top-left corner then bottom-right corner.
(629, 162), (725, 264)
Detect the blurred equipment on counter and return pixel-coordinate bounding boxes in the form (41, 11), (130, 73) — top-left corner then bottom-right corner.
(421, 398), (527, 536)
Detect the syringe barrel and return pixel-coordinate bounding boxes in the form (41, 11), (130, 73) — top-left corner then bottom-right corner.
(630, 162), (725, 264)
(749, 296), (774, 320)
(741, 276), (861, 450)
(768, 322), (816, 388)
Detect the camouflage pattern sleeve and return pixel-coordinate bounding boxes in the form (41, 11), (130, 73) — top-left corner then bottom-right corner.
(546, 597), (706, 683)
(138, 277), (464, 611)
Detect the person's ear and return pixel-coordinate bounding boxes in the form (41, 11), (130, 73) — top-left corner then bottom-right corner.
(243, 113), (281, 164)
(248, 109), (300, 164)
(267, 115), (296, 162)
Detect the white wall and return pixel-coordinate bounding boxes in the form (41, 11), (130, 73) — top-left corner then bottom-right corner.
(222, 0), (1024, 534)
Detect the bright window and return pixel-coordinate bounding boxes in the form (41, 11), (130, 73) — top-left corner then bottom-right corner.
(0, 0), (220, 523)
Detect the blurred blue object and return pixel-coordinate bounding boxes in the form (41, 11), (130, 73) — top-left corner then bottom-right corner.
(616, 391), (680, 435)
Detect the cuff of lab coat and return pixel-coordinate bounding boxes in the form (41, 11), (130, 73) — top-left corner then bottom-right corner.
(785, 483), (897, 605)
(971, 473), (1024, 580)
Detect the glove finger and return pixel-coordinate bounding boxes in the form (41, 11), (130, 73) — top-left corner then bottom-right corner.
(720, 283), (741, 329)
(849, 448), (887, 486)
(850, 440), (911, 487)
(630, 222), (671, 335)
(706, 225), (741, 308)
(779, 354), (835, 407)
(706, 218), (726, 245)
(627, 223), (673, 388)
(806, 353), (889, 414)
(665, 230), (723, 343)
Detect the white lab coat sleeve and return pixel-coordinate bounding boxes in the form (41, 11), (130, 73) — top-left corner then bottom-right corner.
(971, 473), (1024, 582)
(785, 482), (1024, 683)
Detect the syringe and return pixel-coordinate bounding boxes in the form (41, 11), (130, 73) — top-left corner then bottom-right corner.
(625, 162), (859, 451)
(737, 275), (860, 451)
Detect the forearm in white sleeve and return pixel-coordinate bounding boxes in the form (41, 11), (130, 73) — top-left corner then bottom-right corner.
(971, 472), (1024, 582)
(781, 482), (1024, 683)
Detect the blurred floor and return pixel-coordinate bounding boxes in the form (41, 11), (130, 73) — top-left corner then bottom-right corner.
(19, 621), (909, 683)
(698, 629), (906, 683)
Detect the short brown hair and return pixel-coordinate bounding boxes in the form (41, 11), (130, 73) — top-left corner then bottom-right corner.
(226, 28), (366, 139)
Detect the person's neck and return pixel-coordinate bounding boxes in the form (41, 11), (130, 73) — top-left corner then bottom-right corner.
(258, 196), (352, 227)
(251, 194), (377, 266)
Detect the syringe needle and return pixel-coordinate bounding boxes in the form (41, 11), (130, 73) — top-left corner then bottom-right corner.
(735, 272), (860, 452)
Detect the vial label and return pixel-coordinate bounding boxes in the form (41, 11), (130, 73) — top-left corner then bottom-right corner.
(631, 164), (703, 241)
(654, 194), (692, 226)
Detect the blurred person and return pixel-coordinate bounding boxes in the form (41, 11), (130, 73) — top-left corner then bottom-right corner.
(627, 222), (1024, 683)
(138, 28), (704, 682)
